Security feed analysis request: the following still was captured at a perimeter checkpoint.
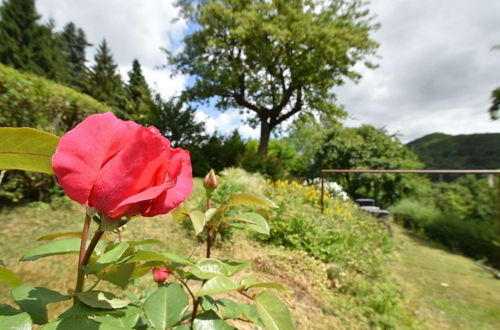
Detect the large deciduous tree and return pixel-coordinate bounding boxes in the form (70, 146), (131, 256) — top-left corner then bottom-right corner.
(169, 0), (379, 155)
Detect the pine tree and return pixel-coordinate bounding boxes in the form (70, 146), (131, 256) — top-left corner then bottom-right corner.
(87, 39), (125, 112)
(0, 0), (41, 72)
(125, 59), (153, 123)
(58, 22), (91, 90)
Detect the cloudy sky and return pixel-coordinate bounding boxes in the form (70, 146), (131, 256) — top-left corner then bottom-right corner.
(36, 0), (500, 142)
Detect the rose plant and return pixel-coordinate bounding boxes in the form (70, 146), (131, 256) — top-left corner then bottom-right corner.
(0, 114), (294, 329)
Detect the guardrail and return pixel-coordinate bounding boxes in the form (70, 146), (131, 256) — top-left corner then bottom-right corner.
(319, 168), (500, 213)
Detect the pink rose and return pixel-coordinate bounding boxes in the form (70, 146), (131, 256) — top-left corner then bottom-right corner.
(52, 112), (193, 218)
(152, 266), (171, 283)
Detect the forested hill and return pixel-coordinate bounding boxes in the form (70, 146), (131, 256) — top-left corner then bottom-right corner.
(407, 132), (500, 170)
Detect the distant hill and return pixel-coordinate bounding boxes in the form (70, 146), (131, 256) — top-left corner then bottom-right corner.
(407, 132), (500, 171)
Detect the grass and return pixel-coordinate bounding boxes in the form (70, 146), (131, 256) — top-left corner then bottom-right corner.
(1, 169), (498, 329)
(390, 225), (500, 329)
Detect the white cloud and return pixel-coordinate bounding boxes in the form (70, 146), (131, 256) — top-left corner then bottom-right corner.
(195, 109), (259, 139)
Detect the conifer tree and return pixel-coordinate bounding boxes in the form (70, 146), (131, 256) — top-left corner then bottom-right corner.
(0, 0), (41, 72)
(59, 22), (91, 90)
(125, 59), (153, 123)
(87, 39), (125, 111)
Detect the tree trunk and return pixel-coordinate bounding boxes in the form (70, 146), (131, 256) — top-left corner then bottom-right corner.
(258, 119), (271, 156)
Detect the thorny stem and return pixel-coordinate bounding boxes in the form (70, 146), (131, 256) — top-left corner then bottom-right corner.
(73, 229), (104, 303)
(74, 214), (91, 303)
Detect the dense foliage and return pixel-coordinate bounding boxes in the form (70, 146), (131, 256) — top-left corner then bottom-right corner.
(408, 132), (500, 181)
(390, 176), (500, 268)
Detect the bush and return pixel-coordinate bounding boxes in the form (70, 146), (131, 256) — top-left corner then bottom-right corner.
(0, 64), (109, 206)
(389, 199), (440, 231)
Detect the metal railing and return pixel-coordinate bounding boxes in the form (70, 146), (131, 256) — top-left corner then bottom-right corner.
(320, 169), (500, 213)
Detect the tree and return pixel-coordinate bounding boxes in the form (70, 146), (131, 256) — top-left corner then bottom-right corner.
(289, 114), (422, 206)
(125, 59), (153, 124)
(489, 87), (500, 120)
(86, 39), (125, 111)
(150, 95), (205, 147)
(58, 22), (91, 90)
(169, 0), (379, 155)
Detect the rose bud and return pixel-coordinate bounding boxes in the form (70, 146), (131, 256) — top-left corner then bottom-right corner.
(52, 112), (193, 220)
(152, 266), (171, 283)
(203, 169), (218, 189)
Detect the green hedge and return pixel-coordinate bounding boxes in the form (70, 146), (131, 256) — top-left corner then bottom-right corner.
(0, 64), (109, 205)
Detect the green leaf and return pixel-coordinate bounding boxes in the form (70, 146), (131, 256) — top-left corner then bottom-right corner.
(102, 263), (136, 289)
(0, 304), (32, 330)
(0, 127), (59, 174)
(224, 260), (252, 276)
(190, 259), (228, 279)
(0, 267), (21, 287)
(233, 212), (270, 235)
(127, 250), (194, 266)
(227, 193), (278, 209)
(77, 291), (129, 309)
(196, 275), (243, 297)
(193, 311), (235, 330)
(200, 296), (218, 313)
(255, 291), (294, 330)
(95, 305), (142, 329)
(12, 286), (69, 325)
(161, 252), (195, 266)
(205, 208), (218, 221)
(97, 243), (130, 264)
(37, 231), (82, 241)
(239, 304), (264, 326)
(20, 239), (106, 262)
(189, 210), (206, 235)
(216, 299), (240, 319)
(172, 325), (190, 330)
(41, 317), (124, 330)
(241, 278), (286, 291)
(127, 239), (165, 247)
(58, 301), (126, 318)
(143, 284), (189, 329)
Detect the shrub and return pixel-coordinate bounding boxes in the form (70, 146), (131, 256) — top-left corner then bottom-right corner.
(0, 64), (109, 206)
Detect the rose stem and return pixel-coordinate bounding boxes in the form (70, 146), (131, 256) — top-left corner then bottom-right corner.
(191, 196), (213, 325)
(74, 229), (104, 303)
(74, 214), (91, 303)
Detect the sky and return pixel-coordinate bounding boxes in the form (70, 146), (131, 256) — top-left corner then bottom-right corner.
(36, 0), (500, 143)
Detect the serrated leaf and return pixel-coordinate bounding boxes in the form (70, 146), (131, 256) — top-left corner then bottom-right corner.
(97, 243), (129, 264)
(230, 212), (270, 235)
(227, 193), (278, 209)
(20, 239), (106, 262)
(143, 284), (189, 329)
(41, 317), (124, 330)
(241, 278), (286, 291)
(0, 304), (32, 330)
(161, 252), (195, 266)
(0, 127), (59, 174)
(189, 210), (206, 235)
(193, 311), (235, 330)
(190, 259), (228, 279)
(58, 301), (126, 318)
(95, 305), (141, 329)
(77, 291), (129, 309)
(255, 291), (294, 330)
(0, 267), (21, 287)
(12, 286), (69, 325)
(127, 250), (194, 266)
(37, 231), (82, 241)
(239, 304), (264, 326)
(205, 208), (218, 221)
(196, 275), (243, 297)
(224, 260), (251, 276)
(216, 299), (240, 319)
(102, 263), (136, 289)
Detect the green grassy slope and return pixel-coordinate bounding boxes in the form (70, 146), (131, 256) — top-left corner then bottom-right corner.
(391, 225), (500, 329)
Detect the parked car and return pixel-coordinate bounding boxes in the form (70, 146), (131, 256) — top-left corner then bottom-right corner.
(355, 198), (393, 237)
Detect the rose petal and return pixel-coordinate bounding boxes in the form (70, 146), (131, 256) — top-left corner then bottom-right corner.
(52, 112), (139, 205)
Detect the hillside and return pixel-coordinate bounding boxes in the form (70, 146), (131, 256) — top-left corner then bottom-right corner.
(407, 132), (500, 171)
